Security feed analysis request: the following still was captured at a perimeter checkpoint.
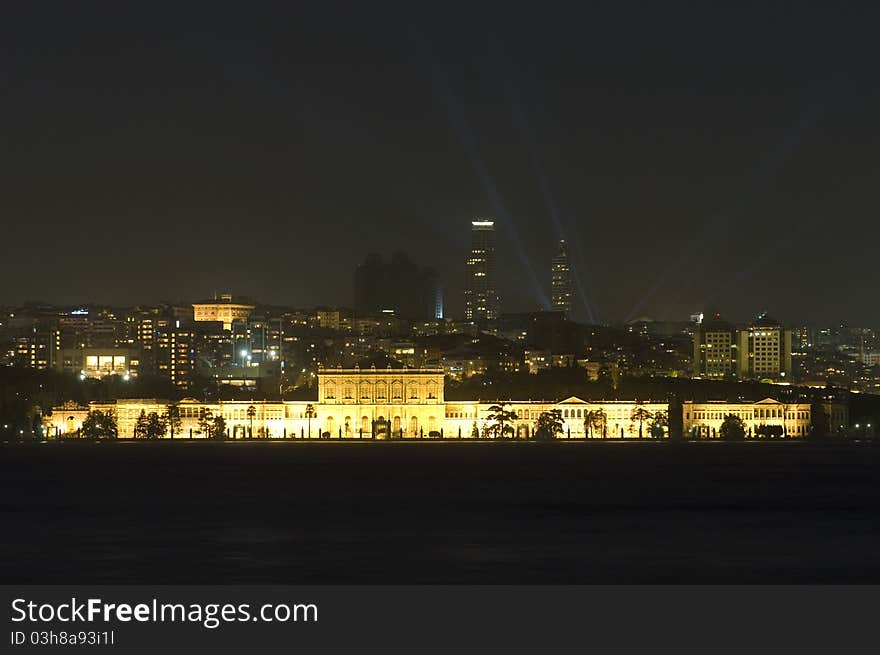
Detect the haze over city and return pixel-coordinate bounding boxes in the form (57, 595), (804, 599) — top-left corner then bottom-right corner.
(3, 4), (880, 324)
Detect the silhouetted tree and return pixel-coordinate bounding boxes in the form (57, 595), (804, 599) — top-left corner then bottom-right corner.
(247, 404), (257, 439)
(590, 408), (607, 439)
(134, 410), (149, 439)
(212, 414), (227, 441)
(809, 399), (830, 440)
(649, 410), (668, 439)
(485, 403), (518, 439)
(165, 403), (182, 439)
(630, 405), (653, 439)
(719, 414), (746, 441)
(81, 409), (118, 440)
(534, 409), (564, 441)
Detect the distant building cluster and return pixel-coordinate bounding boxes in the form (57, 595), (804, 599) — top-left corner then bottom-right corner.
(2, 220), (879, 402)
(693, 313), (793, 382)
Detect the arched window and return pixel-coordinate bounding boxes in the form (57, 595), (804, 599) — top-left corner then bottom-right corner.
(376, 381), (387, 401)
(325, 416), (335, 436)
(393, 416), (401, 433)
(361, 416), (369, 434)
(344, 416), (352, 435)
(428, 417), (437, 433)
(360, 383), (371, 401)
(410, 416), (418, 436)
(391, 381), (403, 400)
(426, 382), (437, 399)
(324, 382), (336, 400)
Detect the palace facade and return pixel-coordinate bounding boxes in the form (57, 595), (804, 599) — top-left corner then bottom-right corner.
(45, 365), (848, 439)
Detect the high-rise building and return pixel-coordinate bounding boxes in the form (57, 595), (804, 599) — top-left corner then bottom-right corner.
(693, 314), (737, 378)
(354, 252), (443, 321)
(550, 239), (572, 316)
(692, 312), (793, 382)
(736, 315), (793, 382)
(155, 318), (195, 389)
(465, 220), (499, 322)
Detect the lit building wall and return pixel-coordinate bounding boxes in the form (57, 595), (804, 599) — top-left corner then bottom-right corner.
(738, 323), (793, 381)
(693, 320), (737, 378)
(155, 320), (194, 389)
(55, 347), (139, 379)
(46, 373), (849, 440)
(193, 297), (255, 330)
(684, 399), (812, 438)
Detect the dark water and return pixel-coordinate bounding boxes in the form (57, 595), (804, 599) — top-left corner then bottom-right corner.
(2, 441), (879, 583)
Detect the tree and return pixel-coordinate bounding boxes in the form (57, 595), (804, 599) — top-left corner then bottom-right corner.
(146, 412), (168, 439)
(134, 409), (150, 439)
(247, 404), (257, 439)
(165, 403), (182, 439)
(470, 421), (480, 439)
(81, 409), (118, 440)
(649, 410), (668, 439)
(630, 405), (653, 439)
(212, 414), (227, 441)
(590, 408), (607, 440)
(583, 410), (600, 438)
(198, 408), (214, 439)
(534, 409), (564, 441)
(485, 403), (518, 439)
(809, 399), (830, 441)
(304, 403), (315, 439)
(719, 414), (746, 441)
(134, 410), (166, 439)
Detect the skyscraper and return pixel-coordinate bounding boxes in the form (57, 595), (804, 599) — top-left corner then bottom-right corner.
(550, 239), (572, 316)
(465, 220), (499, 322)
(354, 252), (443, 321)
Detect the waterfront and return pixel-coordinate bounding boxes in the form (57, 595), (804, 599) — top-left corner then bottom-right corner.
(2, 442), (879, 583)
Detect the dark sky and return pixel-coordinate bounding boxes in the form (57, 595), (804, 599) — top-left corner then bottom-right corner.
(2, 3), (878, 325)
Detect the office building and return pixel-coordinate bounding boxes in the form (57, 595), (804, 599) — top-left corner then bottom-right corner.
(354, 252), (443, 321)
(464, 220), (499, 322)
(550, 239), (573, 316)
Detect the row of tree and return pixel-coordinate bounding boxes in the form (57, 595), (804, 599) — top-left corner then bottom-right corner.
(482, 403), (669, 441)
(78, 405), (231, 440)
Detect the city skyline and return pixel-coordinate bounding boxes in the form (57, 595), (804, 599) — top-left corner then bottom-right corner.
(8, 2), (880, 621)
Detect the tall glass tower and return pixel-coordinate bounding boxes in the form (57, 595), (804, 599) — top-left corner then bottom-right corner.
(551, 239), (572, 316)
(465, 220), (499, 321)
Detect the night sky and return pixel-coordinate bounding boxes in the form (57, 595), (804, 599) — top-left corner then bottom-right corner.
(2, 3), (878, 324)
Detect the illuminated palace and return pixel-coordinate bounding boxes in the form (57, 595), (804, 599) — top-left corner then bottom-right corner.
(46, 360), (847, 439)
